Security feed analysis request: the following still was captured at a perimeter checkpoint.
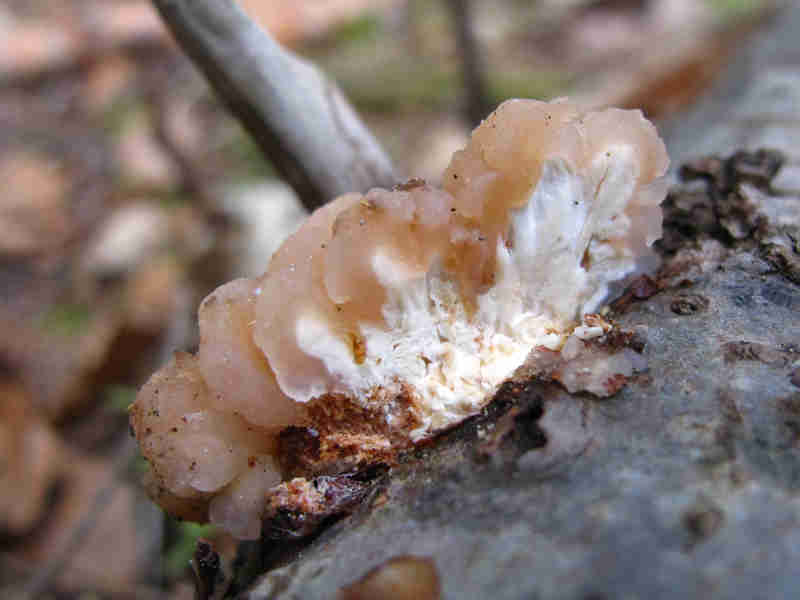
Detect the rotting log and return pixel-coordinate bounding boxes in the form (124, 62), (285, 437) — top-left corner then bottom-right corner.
(235, 4), (800, 599)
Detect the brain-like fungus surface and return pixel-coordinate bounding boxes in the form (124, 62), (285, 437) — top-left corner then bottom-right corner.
(130, 99), (669, 538)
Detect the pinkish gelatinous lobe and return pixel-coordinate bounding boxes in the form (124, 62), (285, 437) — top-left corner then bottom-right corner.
(130, 99), (669, 538)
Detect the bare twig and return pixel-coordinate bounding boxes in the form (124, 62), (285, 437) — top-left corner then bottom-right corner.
(151, 0), (397, 211)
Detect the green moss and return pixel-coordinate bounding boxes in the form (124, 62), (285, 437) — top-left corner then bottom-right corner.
(338, 63), (569, 114)
(41, 303), (91, 338)
(708, 0), (763, 22)
(133, 453), (150, 475)
(164, 521), (218, 579)
(338, 61), (460, 112)
(220, 130), (276, 179)
(488, 69), (571, 105)
(104, 384), (136, 414)
(100, 95), (145, 138)
(330, 14), (381, 46)
(304, 1), (460, 114)
(155, 188), (191, 208)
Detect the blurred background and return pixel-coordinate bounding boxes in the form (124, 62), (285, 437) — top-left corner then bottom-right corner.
(0, 0), (779, 597)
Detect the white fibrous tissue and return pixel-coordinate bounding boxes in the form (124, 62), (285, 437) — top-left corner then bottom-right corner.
(130, 99), (669, 538)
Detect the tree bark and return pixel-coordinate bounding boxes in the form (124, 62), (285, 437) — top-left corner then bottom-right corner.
(151, 0), (397, 211)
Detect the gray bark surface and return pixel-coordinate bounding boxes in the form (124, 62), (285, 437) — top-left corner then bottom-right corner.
(243, 6), (800, 599)
(152, 0), (397, 211)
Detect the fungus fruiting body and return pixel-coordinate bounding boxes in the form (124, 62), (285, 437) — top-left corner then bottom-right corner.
(130, 99), (669, 538)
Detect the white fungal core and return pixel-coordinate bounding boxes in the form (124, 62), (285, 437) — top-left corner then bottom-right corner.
(283, 148), (652, 438)
(130, 99), (669, 537)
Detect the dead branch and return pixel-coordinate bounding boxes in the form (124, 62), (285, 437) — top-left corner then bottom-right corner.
(151, 0), (397, 211)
